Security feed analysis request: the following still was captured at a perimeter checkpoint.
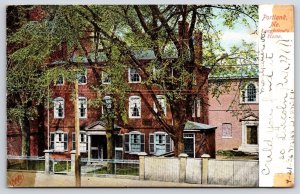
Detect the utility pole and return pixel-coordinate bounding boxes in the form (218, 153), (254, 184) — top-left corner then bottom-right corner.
(74, 78), (81, 187)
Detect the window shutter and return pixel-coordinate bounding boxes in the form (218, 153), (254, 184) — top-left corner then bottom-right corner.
(124, 134), (129, 152)
(140, 134), (145, 152)
(64, 133), (68, 150)
(149, 134), (154, 153)
(50, 133), (54, 149)
(72, 133), (75, 150)
(166, 135), (171, 152)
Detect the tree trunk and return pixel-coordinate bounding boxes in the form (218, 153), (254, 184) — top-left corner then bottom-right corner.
(37, 104), (45, 156)
(19, 117), (30, 157)
(106, 119), (114, 174)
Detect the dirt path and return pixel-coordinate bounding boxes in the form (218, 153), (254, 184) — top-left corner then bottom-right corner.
(7, 171), (227, 188)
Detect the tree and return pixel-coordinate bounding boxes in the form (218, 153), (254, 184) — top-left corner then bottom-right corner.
(7, 5), (258, 156)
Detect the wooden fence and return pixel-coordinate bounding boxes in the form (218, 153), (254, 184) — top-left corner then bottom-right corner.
(139, 154), (258, 187)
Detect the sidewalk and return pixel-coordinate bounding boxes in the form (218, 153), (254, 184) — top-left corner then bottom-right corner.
(7, 171), (229, 188)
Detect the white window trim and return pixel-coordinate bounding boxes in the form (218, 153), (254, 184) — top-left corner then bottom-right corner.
(124, 131), (145, 154)
(153, 95), (167, 116)
(240, 82), (258, 104)
(50, 131), (68, 152)
(102, 95), (112, 114)
(78, 97), (87, 119)
(55, 75), (64, 86)
(77, 70), (87, 85)
(72, 132), (88, 153)
(101, 71), (111, 84)
(129, 96), (141, 119)
(128, 68), (141, 83)
(149, 131), (172, 155)
(183, 133), (195, 158)
(192, 98), (201, 118)
(53, 97), (64, 119)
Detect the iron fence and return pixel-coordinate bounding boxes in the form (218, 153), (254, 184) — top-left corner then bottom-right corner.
(7, 155), (45, 172)
(81, 159), (139, 176)
(50, 158), (71, 174)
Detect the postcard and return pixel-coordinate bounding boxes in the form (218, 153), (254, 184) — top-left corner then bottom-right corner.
(6, 4), (294, 187)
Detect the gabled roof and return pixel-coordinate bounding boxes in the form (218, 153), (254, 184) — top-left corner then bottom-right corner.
(184, 120), (216, 131)
(85, 120), (121, 131)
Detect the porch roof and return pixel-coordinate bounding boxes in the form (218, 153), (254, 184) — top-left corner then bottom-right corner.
(85, 121), (121, 131)
(184, 120), (216, 131)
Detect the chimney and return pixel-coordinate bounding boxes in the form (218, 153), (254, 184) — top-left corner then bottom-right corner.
(194, 31), (203, 65)
(178, 21), (189, 48)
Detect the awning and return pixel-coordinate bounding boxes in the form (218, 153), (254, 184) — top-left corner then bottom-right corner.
(184, 120), (216, 131)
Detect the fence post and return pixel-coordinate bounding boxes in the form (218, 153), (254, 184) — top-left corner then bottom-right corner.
(201, 154), (210, 185)
(179, 153), (188, 183)
(44, 150), (51, 174)
(138, 152), (147, 180)
(71, 150), (76, 175)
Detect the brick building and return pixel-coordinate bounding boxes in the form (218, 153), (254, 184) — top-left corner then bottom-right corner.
(208, 76), (259, 153)
(7, 17), (216, 160)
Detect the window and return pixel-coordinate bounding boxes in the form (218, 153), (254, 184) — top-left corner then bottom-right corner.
(149, 132), (172, 155)
(102, 96), (112, 114)
(128, 68), (141, 83)
(77, 70), (87, 85)
(124, 132), (145, 153)
(153, 95), (167, 116)
(50, 131), (68, 152)
(102, 71), (111, 84)
(78, 97), (87, 118)
(53, 97), (64, 118)
(241, 83), (257, 103)
(56, 75), (64, 85)
(246, 125), (258, 144)
(192, 98), (201, 118)
(72, 132), (87, 152)
(129, 96), (141, 118)
(222, 123), (232, 138)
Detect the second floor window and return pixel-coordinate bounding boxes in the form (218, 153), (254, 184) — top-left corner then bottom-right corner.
(53, 97), (64, 118)
(241, 83), (257, 103)
(78, 97), (87, 118)
(128, 68), (141, 83)
(102, 95), (112, 114)
(153, 95), (167, 116)
(192, 98), (201, 118)
(129, 96), (141, 118)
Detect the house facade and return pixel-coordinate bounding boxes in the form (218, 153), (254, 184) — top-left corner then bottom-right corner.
(7, 17), (216, 160)
(208, 76), (259, 153)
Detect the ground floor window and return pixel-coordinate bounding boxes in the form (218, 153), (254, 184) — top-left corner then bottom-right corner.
(50, 130), (67, 152)
(124, 132), (145, 153)
(149, 132), (172, 155)
(246, 125), (258, 144)
(72, 132), (87, 152)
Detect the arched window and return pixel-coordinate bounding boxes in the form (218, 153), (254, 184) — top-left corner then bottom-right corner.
(241, 83), (258, 103)
(247, 83), (256, 102)
(53, 97), (64, 118)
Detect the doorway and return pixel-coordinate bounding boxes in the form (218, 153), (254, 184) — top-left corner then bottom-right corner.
(91, 135), (107, 160)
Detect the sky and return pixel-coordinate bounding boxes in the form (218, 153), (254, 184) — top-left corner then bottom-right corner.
(212, 9), (258, 53)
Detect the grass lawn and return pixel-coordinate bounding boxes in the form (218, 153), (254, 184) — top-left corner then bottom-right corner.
(216, 150), (258, 160)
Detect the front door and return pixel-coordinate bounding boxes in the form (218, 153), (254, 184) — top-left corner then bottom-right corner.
(183, 133), (195, 158)
(91, 135), (107, 160)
